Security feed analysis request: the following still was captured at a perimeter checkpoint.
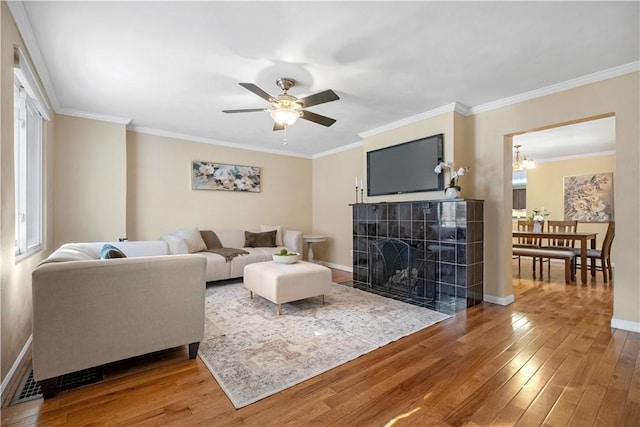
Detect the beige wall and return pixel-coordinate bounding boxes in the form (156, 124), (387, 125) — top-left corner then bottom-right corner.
(1, 2), (56, 387)
(54, 115), (127, 246)
(470, 73), (638, 327)
(311, 146), (362, 267)
(527, 154), (615, 249)
(126, 131), (312, 240)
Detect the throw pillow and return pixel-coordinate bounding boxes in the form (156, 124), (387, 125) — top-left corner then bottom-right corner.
(260, 224), (283, 246)
(244, 230), (277, 248)
(100, 244), (127, 259)
(161, 233), (190, 254)
(200, 230), (223, 249)
(173, 227), (207, 253)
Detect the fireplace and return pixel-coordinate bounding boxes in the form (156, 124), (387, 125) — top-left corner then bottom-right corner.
(352, 199), (484, 314)
(367, 238), (435, 303)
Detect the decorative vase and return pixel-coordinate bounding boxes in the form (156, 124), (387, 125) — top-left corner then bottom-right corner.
(444, 186), (460, 199)
(533, 221), (543, 232)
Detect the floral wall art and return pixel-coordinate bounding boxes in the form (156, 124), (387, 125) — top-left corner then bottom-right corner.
(563, 173), (613, 222)
(192, 161), (261, 192)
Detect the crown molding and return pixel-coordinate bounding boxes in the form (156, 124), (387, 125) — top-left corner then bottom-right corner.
(312, 141), (363, 159)
(58, 109), (132, 126)
(7, 0), (60, 110)
(359, 102), (471, 139)
(128, 126), (312, 159)
(469, 61), (640, 115)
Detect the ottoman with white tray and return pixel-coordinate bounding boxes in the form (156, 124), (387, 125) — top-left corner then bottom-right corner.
(244, 261), (332, 314)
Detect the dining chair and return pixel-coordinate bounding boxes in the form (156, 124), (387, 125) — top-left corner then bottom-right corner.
(540, 220), (578, 277)
(573, 220), (615, 283)
(513, 220), (543, 275)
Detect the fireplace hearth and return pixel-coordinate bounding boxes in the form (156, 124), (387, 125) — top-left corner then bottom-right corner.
(352, 199), (484, 314)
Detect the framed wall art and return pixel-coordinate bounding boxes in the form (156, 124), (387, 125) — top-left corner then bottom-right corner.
(191, 161), (261, 192)
(563, 172), (613, 222)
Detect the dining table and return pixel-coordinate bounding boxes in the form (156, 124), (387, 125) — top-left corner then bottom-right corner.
(512, 230), (598, 284)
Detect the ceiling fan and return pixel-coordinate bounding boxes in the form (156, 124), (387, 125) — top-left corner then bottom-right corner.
(222, 77), (339, 131)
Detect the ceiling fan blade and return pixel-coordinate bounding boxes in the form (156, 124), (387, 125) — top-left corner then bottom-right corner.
(300, 110), (337, 127)
(298, 89), (339, 108)
(239, 83), (275, 103)
(222, 108), (266, 113)
(273, 122), (285, 131)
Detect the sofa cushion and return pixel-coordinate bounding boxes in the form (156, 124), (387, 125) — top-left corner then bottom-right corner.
(200, 230), (223, 249)
(161, 234), (190, 254)
(100, 244), (127, 259)
(244, 230), (277, 248)
(260, 224), (283, 246)
(173, 228), (207, 253)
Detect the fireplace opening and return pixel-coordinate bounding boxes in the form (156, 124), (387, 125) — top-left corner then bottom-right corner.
(367, 238), (435, 303)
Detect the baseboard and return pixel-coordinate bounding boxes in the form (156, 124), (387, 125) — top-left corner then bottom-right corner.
(611, 318), (640, 333)
(1, 334), (32, 403)
(319, 261), (352, 273)
(483, 294), (515, 306)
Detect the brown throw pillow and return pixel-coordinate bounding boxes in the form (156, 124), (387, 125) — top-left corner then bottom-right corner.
(200, 230), (223, 249)
(244, 230), (277, 248)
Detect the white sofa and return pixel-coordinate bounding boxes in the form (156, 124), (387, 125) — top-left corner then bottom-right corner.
(32, 240), (207, 398)
(161, 228), (304, 282)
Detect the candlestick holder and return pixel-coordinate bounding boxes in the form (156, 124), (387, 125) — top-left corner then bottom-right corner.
(360, 188), (364, 204)
(355, 186), (359, 204)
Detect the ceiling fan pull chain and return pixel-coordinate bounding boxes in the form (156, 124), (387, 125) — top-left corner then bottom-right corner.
(283, 125), (288, 145)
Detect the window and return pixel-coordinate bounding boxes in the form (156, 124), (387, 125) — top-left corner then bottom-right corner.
(14, 47), (49, 258)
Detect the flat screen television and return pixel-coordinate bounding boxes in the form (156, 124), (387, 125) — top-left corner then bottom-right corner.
(367, 133), (444, 196)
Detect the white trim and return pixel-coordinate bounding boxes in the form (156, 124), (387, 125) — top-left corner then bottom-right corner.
(6, 1), (60, 110)
(359, 102), (470, 139)
(129, 126), (312, 159)
(483, 294), (515, 306)
(13, 47), (50, 120)
(469, 61), (640, 115)
(58, 109), (132, 126)
(319, 261), (352, 273)
(611, 318), (640, 333)
(0, 335), (32, 400)
(312, 141), (363, 159)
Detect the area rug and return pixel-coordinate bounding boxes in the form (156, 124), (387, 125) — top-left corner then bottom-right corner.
(198, 281), (451, 408)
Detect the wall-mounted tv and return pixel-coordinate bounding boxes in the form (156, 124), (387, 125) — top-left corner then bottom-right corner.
(367, 133), (444, 196)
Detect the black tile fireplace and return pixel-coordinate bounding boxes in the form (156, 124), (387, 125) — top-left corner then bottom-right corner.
(351, 199), (484, 314)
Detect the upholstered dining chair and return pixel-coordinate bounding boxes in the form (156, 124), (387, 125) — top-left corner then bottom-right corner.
(540, 220), (578, 277)
(573, 220), (615, 283)
(513, 220), (543, 275)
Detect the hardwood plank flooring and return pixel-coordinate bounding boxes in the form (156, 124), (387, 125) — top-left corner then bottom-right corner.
(2, 261), (638, 426)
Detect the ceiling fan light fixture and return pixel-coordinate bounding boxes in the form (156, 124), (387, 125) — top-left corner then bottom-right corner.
(270, 108), (300, 126)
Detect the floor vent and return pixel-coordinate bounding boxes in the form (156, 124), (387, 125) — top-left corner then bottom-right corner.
(10, 367), (103, 405)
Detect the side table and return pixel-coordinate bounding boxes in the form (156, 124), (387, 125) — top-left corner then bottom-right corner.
(302, 235), (327, 263)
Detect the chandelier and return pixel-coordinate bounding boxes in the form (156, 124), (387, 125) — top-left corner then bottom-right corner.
(513, 144), (536, 170)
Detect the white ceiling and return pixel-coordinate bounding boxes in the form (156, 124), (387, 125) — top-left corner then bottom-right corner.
(514, 116), (617, 163)
(11, 1), (639, 157)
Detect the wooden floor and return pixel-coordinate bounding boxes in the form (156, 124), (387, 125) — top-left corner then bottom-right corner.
(3, 263), (639, 426)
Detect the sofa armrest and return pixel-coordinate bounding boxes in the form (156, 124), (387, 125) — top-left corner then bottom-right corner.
(283, 230), (303, 253)
(31, 254), (206, 381)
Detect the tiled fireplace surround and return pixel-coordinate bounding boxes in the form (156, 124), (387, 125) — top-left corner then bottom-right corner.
(352, 199), (484, 314)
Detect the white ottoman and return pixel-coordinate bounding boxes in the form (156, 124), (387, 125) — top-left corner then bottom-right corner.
(244, 261), (332, 314)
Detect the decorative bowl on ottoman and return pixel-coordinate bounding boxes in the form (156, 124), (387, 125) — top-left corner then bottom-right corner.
(272, 249), (300, 264)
